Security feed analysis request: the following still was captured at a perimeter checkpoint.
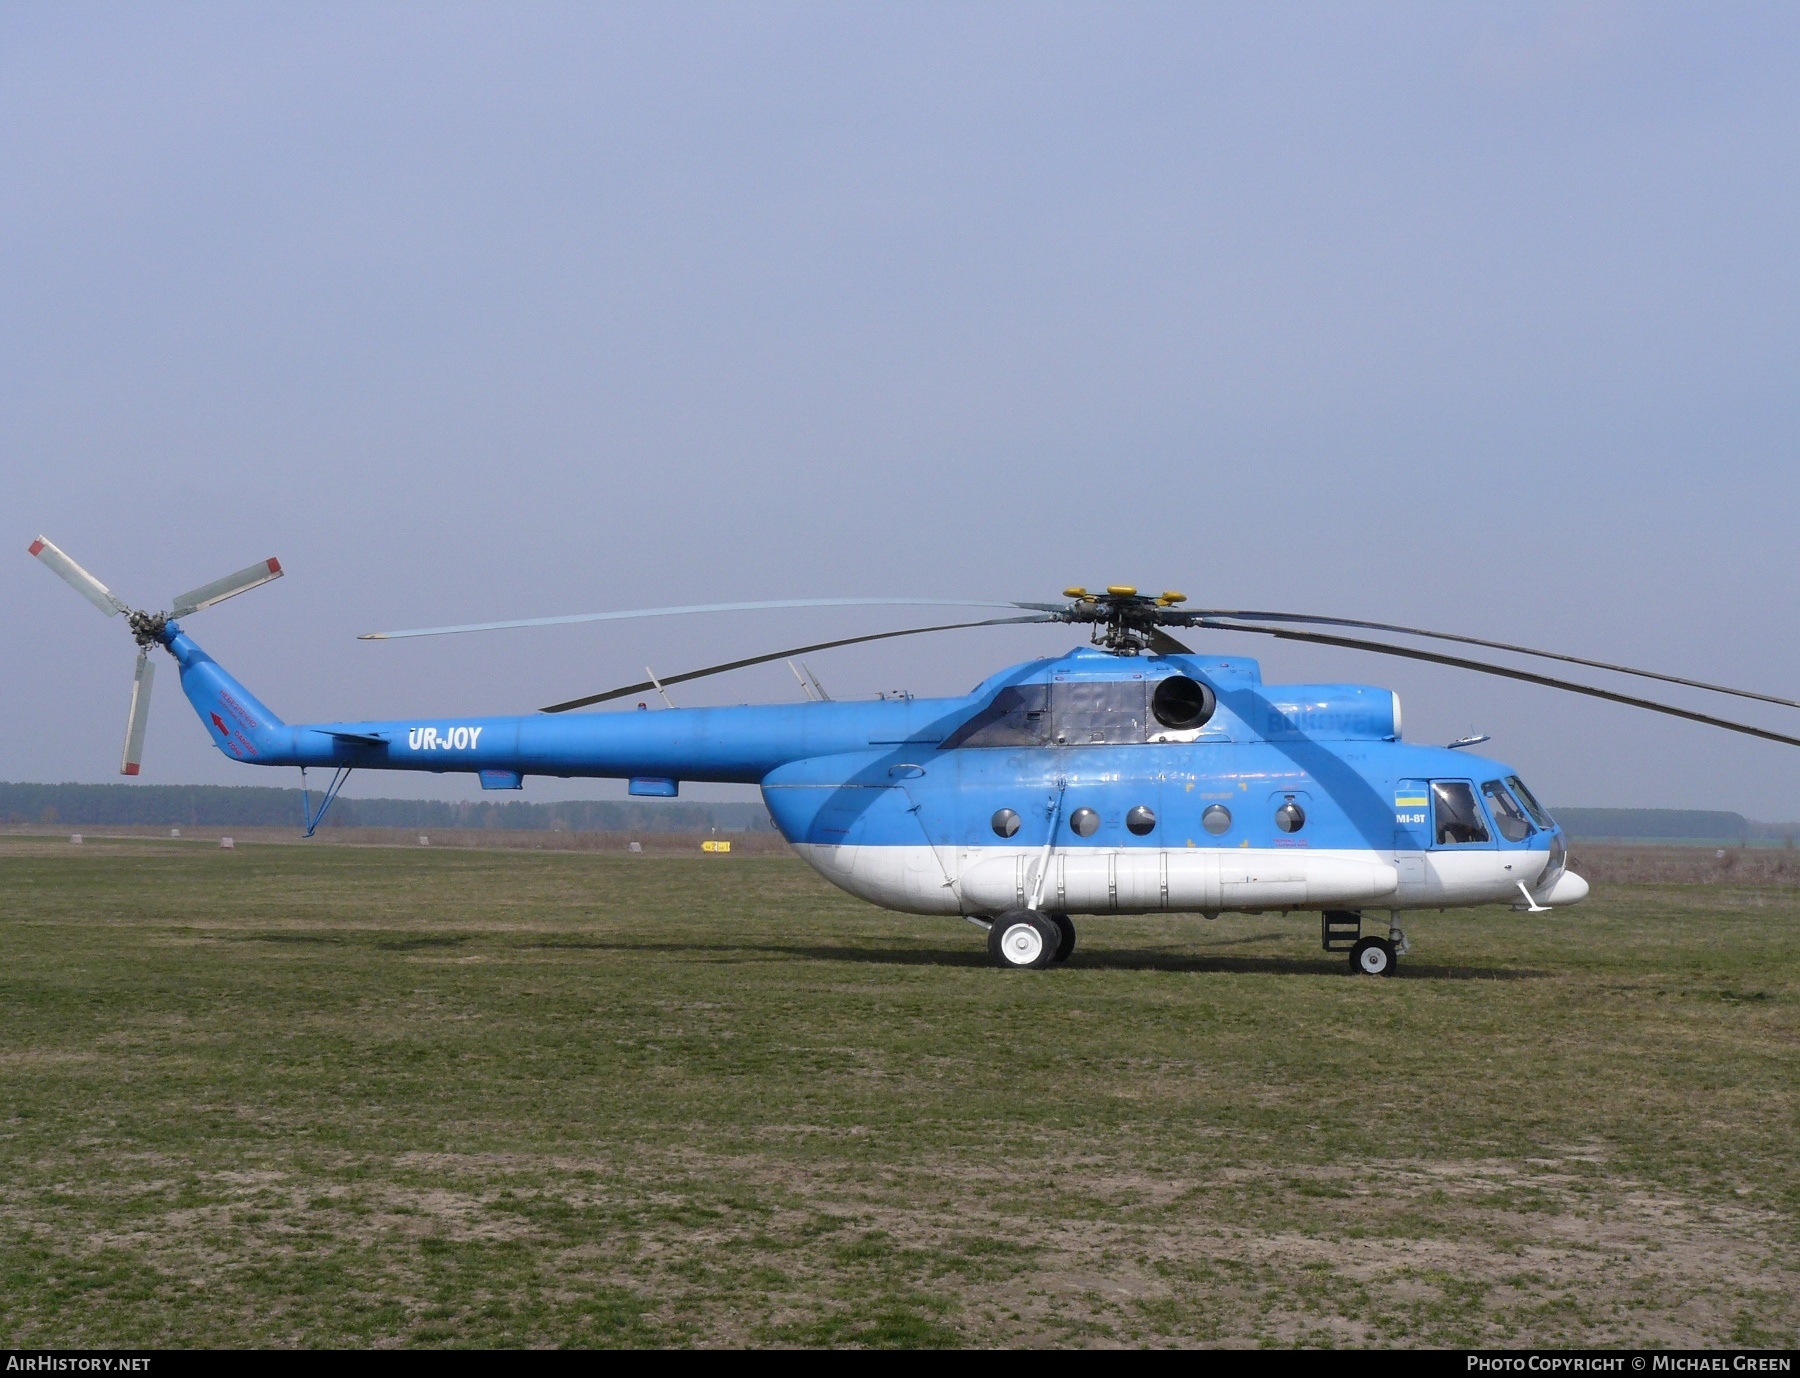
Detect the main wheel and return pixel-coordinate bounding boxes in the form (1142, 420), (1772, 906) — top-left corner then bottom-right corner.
(1349, 936), (1397, 977)
(988, 911), (1059, 970)
(1046, 913), (1077, 962)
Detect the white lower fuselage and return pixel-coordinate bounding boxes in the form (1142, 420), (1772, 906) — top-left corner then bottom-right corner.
(793, 843), (1581, 917)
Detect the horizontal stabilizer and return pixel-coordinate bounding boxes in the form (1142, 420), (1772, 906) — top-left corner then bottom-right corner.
(312, 729), (388, 747)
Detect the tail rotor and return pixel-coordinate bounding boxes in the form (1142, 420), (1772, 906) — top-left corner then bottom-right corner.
(28, 536), (284, 776)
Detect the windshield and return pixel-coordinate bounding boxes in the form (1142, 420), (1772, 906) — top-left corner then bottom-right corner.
(1506, 775), (1555, 830)
(1432, 780), (1491, 845)
(1481, 780), (1535, 842)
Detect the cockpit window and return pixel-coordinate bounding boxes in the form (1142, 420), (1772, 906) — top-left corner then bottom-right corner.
(1481, 780), (1535, 842)
(1431, 780), (1491, 845)
(1506, 775), (1555, 830)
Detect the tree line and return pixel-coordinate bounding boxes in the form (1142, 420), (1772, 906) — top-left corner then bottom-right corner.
(0, 782), (772, 832)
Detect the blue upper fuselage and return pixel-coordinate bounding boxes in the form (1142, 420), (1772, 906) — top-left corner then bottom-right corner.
(162, 628), (1559, 856)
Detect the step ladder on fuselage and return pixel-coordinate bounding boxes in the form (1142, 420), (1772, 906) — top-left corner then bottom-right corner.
(1320, 910), (1362, 952)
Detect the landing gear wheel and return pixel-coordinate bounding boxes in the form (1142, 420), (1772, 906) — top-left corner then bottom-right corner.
(1349, 936), (1397, 977)
(989, 911), (1059, 970)
(1047, 913), (1076, 963)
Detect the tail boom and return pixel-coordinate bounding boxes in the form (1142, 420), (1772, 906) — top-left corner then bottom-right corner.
(161, 626), (963, 784)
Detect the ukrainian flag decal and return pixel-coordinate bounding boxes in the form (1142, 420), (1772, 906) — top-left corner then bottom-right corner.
(1394, 786), (1430, 828)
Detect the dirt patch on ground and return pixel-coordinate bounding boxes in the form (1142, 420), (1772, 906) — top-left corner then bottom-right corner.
(336, 1147), (1800, 1347)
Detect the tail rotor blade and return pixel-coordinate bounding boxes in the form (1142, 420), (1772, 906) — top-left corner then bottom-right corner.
(28, 536), (129, 617)
(170, 557), (283, 618)
(121, 651), (155, 776)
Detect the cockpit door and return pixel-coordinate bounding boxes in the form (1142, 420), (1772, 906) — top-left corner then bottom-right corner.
(1393, 780), (1431, 849)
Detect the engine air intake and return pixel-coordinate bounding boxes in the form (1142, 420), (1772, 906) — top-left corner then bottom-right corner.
(1151, 675), (1215, 730)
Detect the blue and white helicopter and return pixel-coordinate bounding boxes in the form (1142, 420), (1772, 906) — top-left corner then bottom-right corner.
(33, 537), (1800, 975)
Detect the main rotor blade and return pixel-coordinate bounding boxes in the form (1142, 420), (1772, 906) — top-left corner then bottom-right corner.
(1195, 620), (1800, 750)
(363, 597), (1035, 641)
(170, 557), (283, 618)
(121, 651), (154, 775)
(541, 616), (1055, 712)
(28, 536), (128, 617)
(1192, 608), (1800, 711)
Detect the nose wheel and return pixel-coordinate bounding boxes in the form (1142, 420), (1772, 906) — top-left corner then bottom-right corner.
(1349, 936), (1397, 977)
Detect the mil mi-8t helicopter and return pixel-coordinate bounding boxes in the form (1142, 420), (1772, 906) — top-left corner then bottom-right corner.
(32, 536), (1800, 975)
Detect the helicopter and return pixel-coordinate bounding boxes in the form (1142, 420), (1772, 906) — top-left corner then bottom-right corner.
(31, 536), (1800, 975)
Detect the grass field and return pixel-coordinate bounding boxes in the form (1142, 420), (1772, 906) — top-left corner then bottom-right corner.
(1, 836), (1795, 1348)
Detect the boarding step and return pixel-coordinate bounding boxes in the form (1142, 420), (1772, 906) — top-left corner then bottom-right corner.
(1320, 910), (1363, 952)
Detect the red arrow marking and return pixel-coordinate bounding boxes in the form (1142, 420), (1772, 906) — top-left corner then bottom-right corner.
(210, 712), (227, 734)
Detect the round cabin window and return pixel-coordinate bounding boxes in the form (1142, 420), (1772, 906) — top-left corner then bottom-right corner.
(1151, 675), (1216, 730)
(1274, 799), (1306, 833)
(991, 808), (1021, 838)
(1068, 807), (1100, 838)
(1202, 804), (1232, 835)
(1126, 805), (1156, 836)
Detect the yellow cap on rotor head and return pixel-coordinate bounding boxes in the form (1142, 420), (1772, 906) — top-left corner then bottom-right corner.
(1158, 590), (1187, 605)
(1062, 586), (1089, 599)
(1106, 585), (1138, 597)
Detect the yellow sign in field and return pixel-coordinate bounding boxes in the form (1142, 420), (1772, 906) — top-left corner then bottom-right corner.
(701, 839), (732, 853)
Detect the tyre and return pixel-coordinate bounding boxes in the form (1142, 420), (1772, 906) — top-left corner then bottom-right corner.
(1349, 936), (1396, 977)
(988, 911), (1059, 969)
(1046, 913), (1076, 963)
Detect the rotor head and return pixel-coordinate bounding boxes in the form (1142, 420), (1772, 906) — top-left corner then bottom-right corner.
(1047, 585), (1194, 652)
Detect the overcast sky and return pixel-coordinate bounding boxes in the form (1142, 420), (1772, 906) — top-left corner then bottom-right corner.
(4, 2), (1798, 815)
